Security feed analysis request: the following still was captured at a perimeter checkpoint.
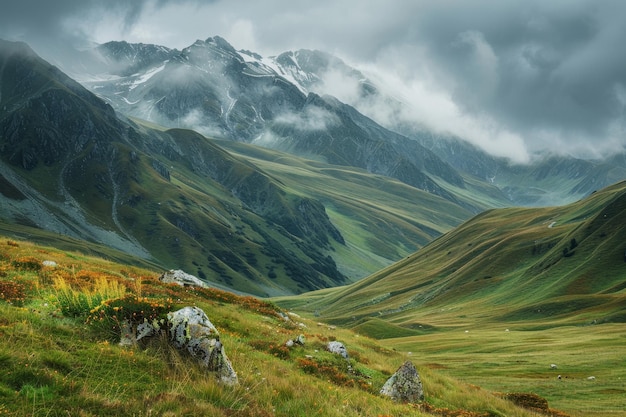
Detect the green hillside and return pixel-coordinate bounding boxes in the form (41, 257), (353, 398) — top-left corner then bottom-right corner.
(273, 181), (626, 416)
(281, 180), (626, 328)
(0, 236), (564, 417)
(216, 139), (477, 277)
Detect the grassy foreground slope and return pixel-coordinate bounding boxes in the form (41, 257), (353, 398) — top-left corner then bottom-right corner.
(1, 236), (562, 417)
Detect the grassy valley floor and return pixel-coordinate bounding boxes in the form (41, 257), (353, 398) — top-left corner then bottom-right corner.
(384, 324), (626, 416)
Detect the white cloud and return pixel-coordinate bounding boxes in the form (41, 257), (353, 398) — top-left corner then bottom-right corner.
(313, 50), (530, 163)
(226, 19), (258, 53)
(452, 30), (499, 101)
(275, 105), (340, 132)
(372, 71), (530, 163)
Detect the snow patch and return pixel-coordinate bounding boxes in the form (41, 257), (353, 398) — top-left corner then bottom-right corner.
(239, 50), (309, 95)
(128, 62), (167, 91)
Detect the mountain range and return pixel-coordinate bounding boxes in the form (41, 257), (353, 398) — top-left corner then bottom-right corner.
(70, 37), (626, 207)
(1, 36), (626, 298)
(0, 39), (471, 296)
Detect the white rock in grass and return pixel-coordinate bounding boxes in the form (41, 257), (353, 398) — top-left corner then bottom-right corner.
(167, 306), (238, 385)
(380, 361), (424, 403)
(326, 341), (349, 359)
(159, 269), (206, 287)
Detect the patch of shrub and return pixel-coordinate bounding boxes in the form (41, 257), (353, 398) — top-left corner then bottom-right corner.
(86, 295), (173, 341)
(503, 392), (547, 409)
(0, 279), (27, 306)
(11, 256), (42, 271)
(192, 287), (282, 318)
(53, 275), (127, 317)
(248, 339), (291, 360)
(296, 356), (373, 392)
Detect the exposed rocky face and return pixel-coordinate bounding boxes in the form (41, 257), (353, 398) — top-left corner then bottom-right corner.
(118, 305), (238, 386)
(168, 306), (238, 386)
(73, 38), (476, 209)
(326, 341), (349, 360)
(158, 269), (207, 287)
(380, 361), (424, 403)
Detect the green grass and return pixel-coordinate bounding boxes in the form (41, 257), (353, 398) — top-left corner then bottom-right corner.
(0, 236), (560, 417)
(272, 181), (626, 416)
(281, 181), (626, 326)
(386, 325), (626, 416)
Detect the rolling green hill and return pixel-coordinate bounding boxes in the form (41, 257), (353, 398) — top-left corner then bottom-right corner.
(273, 181), (626, 416)
(279, 180), (626, 329)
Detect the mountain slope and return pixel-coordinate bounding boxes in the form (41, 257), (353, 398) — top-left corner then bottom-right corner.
(0, 39), (476, 296)
(273, 48), (626, 207)
(280, 180), (626, 328)
(0, 40), (346, 295)
(73, 38), (507, 211)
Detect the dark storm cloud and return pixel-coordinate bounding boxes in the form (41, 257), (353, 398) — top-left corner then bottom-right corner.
(0, 0), (152, 44)
(2, 0), (625, 160)
(397, 0), (626, 155)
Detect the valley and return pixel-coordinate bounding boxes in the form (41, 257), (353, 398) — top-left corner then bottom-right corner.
(1, 35), (625, 416)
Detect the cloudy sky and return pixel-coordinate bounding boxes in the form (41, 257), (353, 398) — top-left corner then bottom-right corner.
(2, 0), (626, 162)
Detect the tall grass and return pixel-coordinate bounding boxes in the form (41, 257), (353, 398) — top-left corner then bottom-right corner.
(52, 274), (127, 317)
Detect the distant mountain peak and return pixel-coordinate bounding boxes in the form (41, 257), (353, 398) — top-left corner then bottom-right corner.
(0, 39), (38, 58)
(205, 35), (237, 51)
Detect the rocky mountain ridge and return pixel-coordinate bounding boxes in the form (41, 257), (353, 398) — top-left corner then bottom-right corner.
(66, 36), (626, 208)
(72, 37), (502, 212)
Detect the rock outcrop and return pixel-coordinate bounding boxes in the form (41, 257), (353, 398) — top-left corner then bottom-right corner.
(285, 334), (306, 348)
(167, 306), (238, 385)
(159, 269), (207, 287)
(380, 361), (424, 403)
(118, 305), (237, 385)
(326, 341), (349, 359)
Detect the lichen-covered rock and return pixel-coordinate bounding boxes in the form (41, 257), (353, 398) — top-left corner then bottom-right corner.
(159, 269), (206, 287)
(167, 306), (238, 385)
(118, 318), (165, 347)
(326, 341), (349, 359)
(380, 361), (424, 403)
